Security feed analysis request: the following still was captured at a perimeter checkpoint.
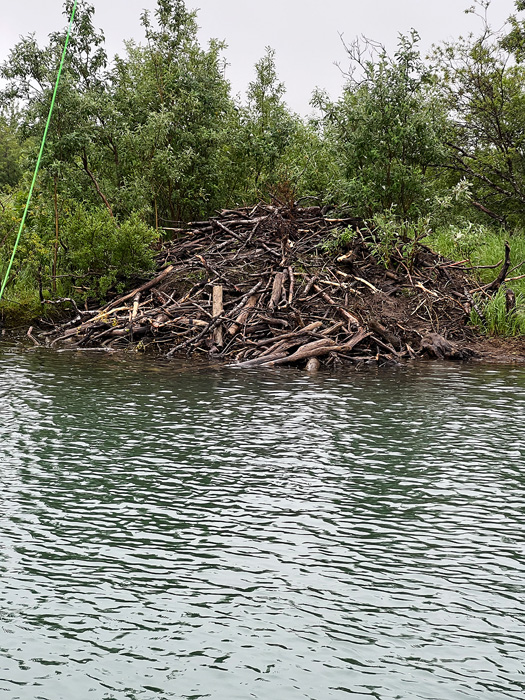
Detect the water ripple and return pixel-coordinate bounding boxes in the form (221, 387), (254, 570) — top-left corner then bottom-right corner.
(0, 349), (524, 699)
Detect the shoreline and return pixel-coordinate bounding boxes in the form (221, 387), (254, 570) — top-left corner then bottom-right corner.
(3, 204), (525, 369)
(2, 334), (525, 371)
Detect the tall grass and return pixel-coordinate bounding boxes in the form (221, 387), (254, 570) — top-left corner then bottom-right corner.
(470, 289), (525, 336)
(426, 223), (525, 336)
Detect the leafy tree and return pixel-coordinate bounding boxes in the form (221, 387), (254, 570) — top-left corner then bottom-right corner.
(433, 0), (525, 226)
(314, 31), (447, 219)
(501, 0), (525, 61)
(0, 115), (22, 191)
(110, 0), (235, 223)
(0, 0), (113, 213)
(237, 47), (299, 199)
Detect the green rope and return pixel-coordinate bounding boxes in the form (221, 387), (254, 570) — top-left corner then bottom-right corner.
(0, 0), (78, 303)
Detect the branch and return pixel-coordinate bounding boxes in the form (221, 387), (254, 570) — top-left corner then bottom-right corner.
(446, 142), (525, 204)
(81, 151), (114, 218)
(482, 241), (511, 293)
(471, 200), (506, 223)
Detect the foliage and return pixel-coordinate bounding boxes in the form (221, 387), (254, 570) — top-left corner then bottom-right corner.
(369, 211), (431, 270)
(228, 47), (301, 203)
(321, 225), (356, 254)
(279, 120), (341, 205)
(432, 1), (525, 226)
(110, 0), (235, 222)
(58, 207), (158, 298)
(1, 191), (157, 304)
(427, 220), (525, 337)
(314, 32), (447, 219)
(0, 116), (22, 191)
(427, 223), (525, 284)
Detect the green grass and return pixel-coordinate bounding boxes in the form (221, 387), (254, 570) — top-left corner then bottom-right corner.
(470, 289), (525, 337)
(426, 223), (525, 337)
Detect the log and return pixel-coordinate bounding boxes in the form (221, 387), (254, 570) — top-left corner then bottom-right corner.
(270, 338), (336, 363)
(132, 292), (141, 320)
(212, 285), (224, 347)
(228, 351), (289, 369)
(265, 329), (370, 366)
(269, 272), (285, 311)
(227, 294), (258, 337)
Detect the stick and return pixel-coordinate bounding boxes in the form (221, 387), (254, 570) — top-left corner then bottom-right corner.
(132, 292), (141, 320)
(313, 284), (360, 326)
(288, 266), (295, 304)
(212, 285), (224, 347)
(482, 241), (511, 293)
(227, 351), (289, 369)
(227, 294), (259, 337)
(102, 266), (174, 312)
(167, 280), (263, 357)
(27, 326), (41, 347)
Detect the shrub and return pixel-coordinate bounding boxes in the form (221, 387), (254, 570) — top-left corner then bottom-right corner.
(60, 207), (159, 298)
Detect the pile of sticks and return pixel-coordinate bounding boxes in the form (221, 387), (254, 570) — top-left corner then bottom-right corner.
(40, 203), (479, 367)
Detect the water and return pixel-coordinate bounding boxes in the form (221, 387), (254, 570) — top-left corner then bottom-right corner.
(1, 347), (524, 700)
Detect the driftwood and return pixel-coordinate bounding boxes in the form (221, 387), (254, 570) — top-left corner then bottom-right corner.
(269, 272), (285, 311)
(27, 326), (41, 347)
(228, 294), (258, 337)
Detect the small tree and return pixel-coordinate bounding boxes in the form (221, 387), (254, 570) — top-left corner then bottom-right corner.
(110, 0), (234, 223)
(433, 0), (525, 226)
(315, 31), (446, 219)
(0, 115), (22, 191)
(0, 0), (115, 215)
(225, 48), (300, 203)
(244, 48), (298, 191)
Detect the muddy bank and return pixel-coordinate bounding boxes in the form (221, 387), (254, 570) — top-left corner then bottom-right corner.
(31, 204), (525, 368)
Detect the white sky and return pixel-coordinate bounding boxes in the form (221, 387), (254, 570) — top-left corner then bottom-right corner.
(0, 0), (517, 114)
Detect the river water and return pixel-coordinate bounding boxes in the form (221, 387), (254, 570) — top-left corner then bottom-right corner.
(0, 347), (524, 700)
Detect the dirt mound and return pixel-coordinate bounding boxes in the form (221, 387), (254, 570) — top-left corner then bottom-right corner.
(37, 204), (525, 368)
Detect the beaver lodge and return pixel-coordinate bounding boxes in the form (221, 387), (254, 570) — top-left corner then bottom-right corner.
(37, 204), (525, 368)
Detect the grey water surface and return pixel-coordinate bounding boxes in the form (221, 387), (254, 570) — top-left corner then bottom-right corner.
(1, 348), (524, 700)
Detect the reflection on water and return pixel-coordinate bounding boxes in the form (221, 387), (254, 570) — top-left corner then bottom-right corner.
(1, 348), (524, 700)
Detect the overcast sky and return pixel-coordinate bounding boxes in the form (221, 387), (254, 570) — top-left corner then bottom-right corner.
(0, 0), (517, 113)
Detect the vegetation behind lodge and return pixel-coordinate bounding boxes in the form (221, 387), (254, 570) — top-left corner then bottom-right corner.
(2, 0), (525, 343)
